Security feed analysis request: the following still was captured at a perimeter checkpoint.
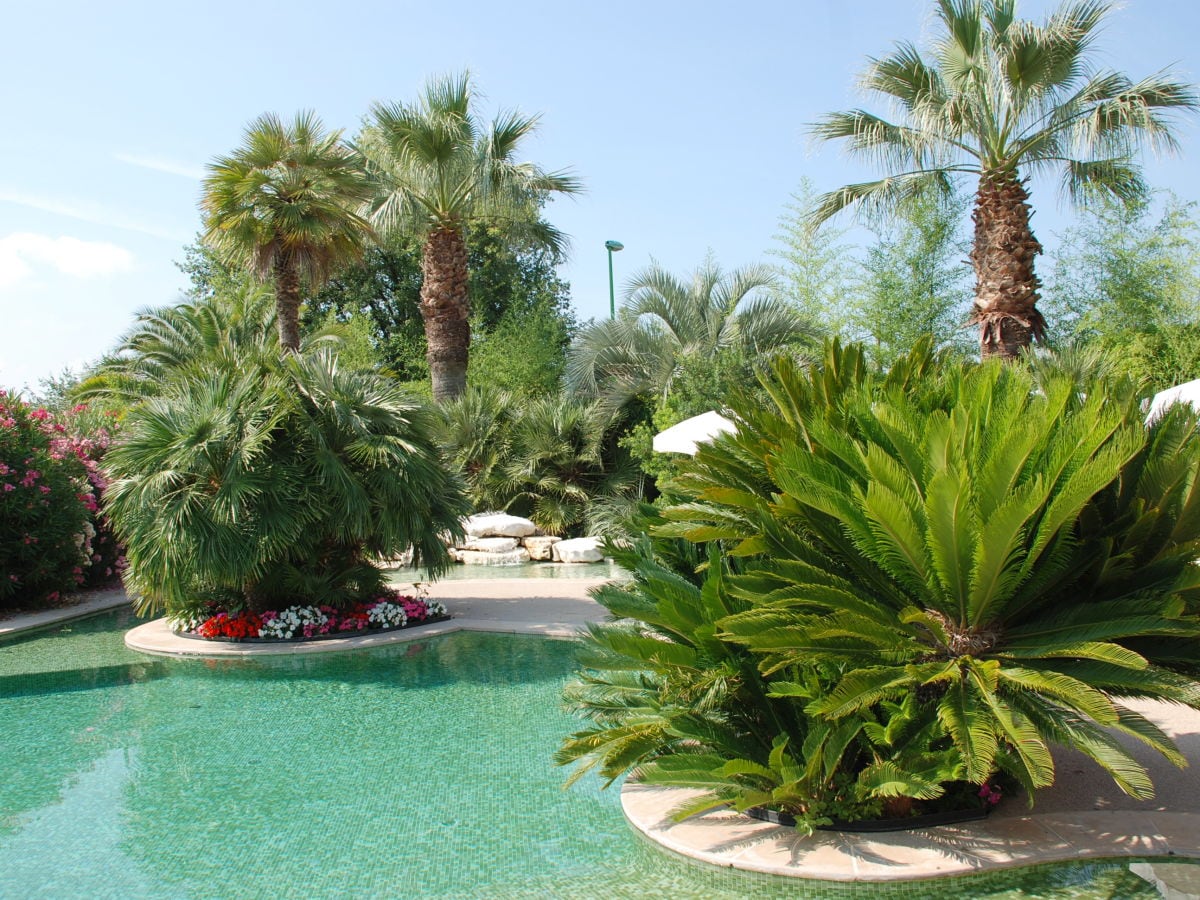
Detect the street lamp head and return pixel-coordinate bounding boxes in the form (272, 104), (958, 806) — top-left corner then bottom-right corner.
(605, 240), (624, 252)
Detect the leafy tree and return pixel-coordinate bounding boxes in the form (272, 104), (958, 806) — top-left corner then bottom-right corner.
(852, 188), (972, 364)
(566, 255), (816, 414)
(1045, 192), (1200, 389)
(359, 72), (581, 401)
(810, 0), (1197, 359)
(201, 111), (374, 353)
(769, 178), (859, 335)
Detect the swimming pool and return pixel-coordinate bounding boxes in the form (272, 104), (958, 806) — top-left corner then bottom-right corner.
(0, 610), (1174, 898)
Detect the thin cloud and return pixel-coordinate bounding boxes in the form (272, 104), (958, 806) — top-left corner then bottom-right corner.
(0, 233), (134, 289)
(0, 188), (188, 241)
(115, 152), (207, 180)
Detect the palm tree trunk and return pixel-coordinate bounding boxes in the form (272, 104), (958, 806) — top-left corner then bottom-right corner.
(421, 226), (471, 401)
(967, 174), (1046, 359)
(273, 257), (303, 353)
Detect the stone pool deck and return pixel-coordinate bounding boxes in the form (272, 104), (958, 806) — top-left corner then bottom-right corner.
(6, 578), (1200, 886)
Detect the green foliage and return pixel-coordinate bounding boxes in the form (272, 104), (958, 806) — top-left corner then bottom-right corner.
(438, 389), (641, 537)
(560, 341), (1200, 823)
(768, 178), (859, 336)
(567, 255), (817, 415)
(853, 189), (972, 364)
(1045, 192), (1200, 390)
(104, 350), (469, 616)
(74, 285), (345, 408)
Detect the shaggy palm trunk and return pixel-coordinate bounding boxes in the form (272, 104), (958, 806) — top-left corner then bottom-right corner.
(421, 226), (471, 402)
(273, 257), (303, 354)
(968, 174), (1046, 359)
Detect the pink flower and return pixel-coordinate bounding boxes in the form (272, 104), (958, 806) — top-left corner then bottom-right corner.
(39, 485), (51, 494)
(2, 483), (13, 492)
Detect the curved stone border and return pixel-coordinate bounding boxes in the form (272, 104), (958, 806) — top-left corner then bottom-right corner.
(621, 782), (1200, 882)
(0, 588), (130, 642)
(124, 577), (610, 658)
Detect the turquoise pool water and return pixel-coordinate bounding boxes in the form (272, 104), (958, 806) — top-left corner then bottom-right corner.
(0, 610), (1176, 898)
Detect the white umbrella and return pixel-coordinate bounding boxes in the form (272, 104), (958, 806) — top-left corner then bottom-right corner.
(1145, 378), (1200, 425)
(652, 411), (737, 455)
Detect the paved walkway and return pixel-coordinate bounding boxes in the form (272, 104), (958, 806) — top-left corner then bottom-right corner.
(6, 578), (1200, 886)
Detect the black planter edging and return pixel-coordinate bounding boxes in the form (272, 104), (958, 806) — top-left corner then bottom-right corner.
(745, 804), (989, 833)
(175, 614), (451, 644)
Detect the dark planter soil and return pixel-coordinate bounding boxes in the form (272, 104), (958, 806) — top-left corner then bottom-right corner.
(745, 803), (989, 833)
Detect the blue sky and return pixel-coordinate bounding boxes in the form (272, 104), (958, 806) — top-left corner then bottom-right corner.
(3, 0), (1199, 391)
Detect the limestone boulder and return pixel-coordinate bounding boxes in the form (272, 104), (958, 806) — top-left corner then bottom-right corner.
(459, 537), (521, 553)
(552, 537), (604, 563)
(455, 548), (531, 566)
(463, 513), (539, 539)
(522, 535), (562, 561)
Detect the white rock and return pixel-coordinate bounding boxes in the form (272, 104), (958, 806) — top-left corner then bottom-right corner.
(523, 535), (562, 561)
(552, 537), (604, 563)
(460, 537), (521, 553)
(455, 548), (531, 566)
(463, 513), (539, 539)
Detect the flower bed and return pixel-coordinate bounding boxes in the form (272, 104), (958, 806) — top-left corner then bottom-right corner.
(173, 589), (448, 643)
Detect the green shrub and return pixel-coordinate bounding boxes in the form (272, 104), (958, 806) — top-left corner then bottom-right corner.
(105, 350), (469, 616)
(559, 342), (1200, 820)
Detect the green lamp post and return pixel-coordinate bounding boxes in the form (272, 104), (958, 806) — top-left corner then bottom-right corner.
(605, 240), (624, 319)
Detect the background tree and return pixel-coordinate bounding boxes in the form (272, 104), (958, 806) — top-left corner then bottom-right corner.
(566, 255), (816, 413)
(359, 72), (581, 401)
(769, 177), (859, 335)
(1044, 191), (1200, 389)
(810, 0), (1197, 359)
(201, 111), (374, 353)
(307, 221), (576, 395)
(852, 188), (972, 364)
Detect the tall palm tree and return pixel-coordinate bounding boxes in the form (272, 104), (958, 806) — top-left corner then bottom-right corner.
(566, 255), (816, 411)
(201, 111), (375, 353)
(358, 72), (582, 402)
(809, 0), (1197, 358)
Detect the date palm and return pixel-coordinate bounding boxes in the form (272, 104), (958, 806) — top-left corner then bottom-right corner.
(810, 0), (1197, 358)
(202, 111), (374, 353)
(359, 72), (582, 401)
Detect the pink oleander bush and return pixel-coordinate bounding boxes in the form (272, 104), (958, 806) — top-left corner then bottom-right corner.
(0, 391), (125, 609)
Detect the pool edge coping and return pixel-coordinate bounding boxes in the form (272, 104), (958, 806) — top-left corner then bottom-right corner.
(620, 782), (1200, 883)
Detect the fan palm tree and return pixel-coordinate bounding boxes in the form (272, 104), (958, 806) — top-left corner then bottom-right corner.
(201, 111), (375, 353)
(358, 72), (582, 402)
(74, 286), (345, 406)
(565, 255), (816, 412)
(809, 0), (1197, 358)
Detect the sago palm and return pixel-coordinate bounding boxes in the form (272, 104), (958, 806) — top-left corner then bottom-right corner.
(359, 72), (582, 401)
(566, 255), (816, 412)
(663, 342), (1200, 802)
(810, 0), (1197, 358)
(202, 111), (375, 353)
